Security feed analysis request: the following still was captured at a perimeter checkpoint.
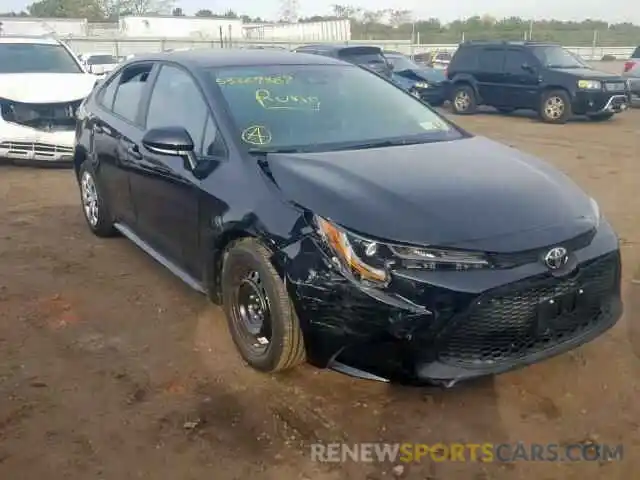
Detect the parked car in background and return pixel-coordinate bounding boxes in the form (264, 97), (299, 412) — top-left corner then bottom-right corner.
(623, 46), (640, 106)
(384, 51), (447, 106)
(79, 52), (119, 76)
(0, 35), (98, 164)
(293, 44), (392, 78)
(74, 49), (622, 387)
(427, 51), (452, 70)
(447, 41), (629, 123)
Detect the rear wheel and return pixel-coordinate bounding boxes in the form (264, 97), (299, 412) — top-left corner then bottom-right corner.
(221, 238), (306, 373)
(451, 84), (477, 115)
(78, 162), (117, 237)
(587, 112), (614, 122)
(539, 90), (572, 124)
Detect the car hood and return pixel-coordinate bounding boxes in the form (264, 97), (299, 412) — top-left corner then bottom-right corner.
(552, 67), (625, 81)
(396, 69), (445, 85)
(0, 73), (98, 103)
(264, 137), (597, 252)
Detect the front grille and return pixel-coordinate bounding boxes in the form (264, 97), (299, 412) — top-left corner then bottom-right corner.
(0, 141), (74, 157)
(605, 82), (626, 92)
(437, 252), (619, 367)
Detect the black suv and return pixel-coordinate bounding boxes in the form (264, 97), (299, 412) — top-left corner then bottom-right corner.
(293, 44), (392, 78)
(447, 41), (629, 123)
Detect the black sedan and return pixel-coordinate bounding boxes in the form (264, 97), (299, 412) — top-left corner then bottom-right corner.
(384, 51), (448, 106)
(73, 49), (622, 386)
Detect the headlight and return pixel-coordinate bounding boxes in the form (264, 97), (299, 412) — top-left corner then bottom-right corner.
(589, 197), (601, 227)
(315, 216), (490, 286)
(414, 82), (430, 89)
(578, 79), (602, 90)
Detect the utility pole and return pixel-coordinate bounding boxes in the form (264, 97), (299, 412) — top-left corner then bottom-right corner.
(528, 19), (533, 40)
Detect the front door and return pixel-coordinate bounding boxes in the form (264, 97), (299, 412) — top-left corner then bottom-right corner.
(502, 48), (540, 109)
(128, 64), (215, 279)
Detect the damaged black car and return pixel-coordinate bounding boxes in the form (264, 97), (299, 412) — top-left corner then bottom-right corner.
(74, 50), (623, 386)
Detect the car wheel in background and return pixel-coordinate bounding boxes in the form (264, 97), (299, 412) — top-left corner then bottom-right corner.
(451, 84), (477, 115)
(78, 162), (117, 237)
(587, 112), (615, 122)
(221, 238), (306, 373)
(539, 90), (572, 124)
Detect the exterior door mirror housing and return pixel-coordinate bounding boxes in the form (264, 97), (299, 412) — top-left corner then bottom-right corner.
(142, 126), (197, 170)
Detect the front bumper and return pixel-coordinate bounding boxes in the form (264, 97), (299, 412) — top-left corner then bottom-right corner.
(0, 122), (75, 163)
(284, 222), (622, 386)
(416, 86), (446, 105)
(572, 91), (629, 115)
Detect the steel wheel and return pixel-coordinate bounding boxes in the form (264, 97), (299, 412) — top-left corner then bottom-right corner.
(544, 96), (565, 120)
(81, 171), (99, 227)
(231, 270), (272, 355)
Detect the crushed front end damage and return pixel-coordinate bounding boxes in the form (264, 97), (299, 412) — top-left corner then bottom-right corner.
(271, 222), (623, 387)
(0, 98), (81, 163)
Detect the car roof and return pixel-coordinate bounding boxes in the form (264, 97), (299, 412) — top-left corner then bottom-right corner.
(460, 41), (559, 48)
(296, 44), (382, 52)
(0, 34), (61, 45)
(129, 48), (347, 68)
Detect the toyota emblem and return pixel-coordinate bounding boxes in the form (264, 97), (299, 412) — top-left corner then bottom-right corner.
(544, 247), (568, 270)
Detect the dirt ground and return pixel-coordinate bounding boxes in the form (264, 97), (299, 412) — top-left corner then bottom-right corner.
(1, 106), (639, 480)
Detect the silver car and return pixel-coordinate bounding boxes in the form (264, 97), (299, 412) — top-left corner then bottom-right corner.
(623, 46), (640, 106)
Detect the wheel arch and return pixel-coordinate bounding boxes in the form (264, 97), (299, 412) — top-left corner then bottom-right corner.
(205, 228), (287, 305)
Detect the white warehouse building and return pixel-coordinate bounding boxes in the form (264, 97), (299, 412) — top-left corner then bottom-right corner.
(242, 20), (351, 42)
(0, 17), (87, 36)
(119, 16), (244, 40)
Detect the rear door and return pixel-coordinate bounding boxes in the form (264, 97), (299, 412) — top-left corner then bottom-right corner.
(93, 63), (154, 226)
(475, 47), (506, 106)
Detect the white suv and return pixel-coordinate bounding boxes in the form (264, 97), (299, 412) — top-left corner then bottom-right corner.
(0, 35), (98, 163)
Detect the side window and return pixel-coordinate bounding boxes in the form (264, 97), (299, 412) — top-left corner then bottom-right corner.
(478, 48), (505, 72)
(504, 50), (530, 74)
(112, 64), (152, 123)
(98, 72), (121, 109)
(145, 64), (214, 156)
(450, 48), (477, 70)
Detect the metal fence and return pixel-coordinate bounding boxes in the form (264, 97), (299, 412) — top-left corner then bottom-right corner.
(61, 36), (637, 61)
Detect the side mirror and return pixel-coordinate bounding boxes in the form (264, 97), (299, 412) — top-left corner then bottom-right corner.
(142, 126), (197, 170)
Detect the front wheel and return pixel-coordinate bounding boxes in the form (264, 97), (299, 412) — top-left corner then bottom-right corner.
(587, 112), (615, 122)
(451, 84), (477, 115)
(221, 238), (306, 373)
(539, 90), (572, 124)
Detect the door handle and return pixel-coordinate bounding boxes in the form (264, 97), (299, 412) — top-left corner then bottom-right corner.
(127, 144), (142, 159)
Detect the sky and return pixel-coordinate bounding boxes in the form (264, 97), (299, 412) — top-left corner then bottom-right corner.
(3, 0), (638, 25)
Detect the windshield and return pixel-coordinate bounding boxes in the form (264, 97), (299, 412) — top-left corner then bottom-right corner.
(532, 46), (588, 69)
(0, 43), (82, 74)
(86, 55), (117, 65)
(387, 55), (420, 72)
(211, 64), (461, 153)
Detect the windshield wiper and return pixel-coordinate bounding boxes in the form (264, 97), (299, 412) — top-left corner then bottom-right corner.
(336, 138), (428, 151)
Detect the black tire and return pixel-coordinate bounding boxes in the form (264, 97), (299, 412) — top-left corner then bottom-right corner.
(221, 238), (306, 373)
(497, 107), (516, 114)
(78, 162), (117, 237)
(587, 112), (615, 122)
(451, 84), (478, 115)
(539, 90), (572, 124)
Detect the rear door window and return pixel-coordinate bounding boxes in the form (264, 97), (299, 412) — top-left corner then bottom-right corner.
(478, 48), (505, 72)
(111, 64), (153, 124)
